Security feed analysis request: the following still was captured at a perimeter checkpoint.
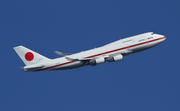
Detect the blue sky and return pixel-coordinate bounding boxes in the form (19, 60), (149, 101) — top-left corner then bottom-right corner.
(0, 0), (180, 111)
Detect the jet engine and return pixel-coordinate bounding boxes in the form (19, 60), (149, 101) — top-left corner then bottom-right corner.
(89, 57), (105, 66)
(106, 54), (123, 62)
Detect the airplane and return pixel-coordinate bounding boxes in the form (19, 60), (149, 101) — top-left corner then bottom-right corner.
(13, 32), (166, 72)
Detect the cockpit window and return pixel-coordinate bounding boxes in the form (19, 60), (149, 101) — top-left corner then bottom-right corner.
(151, 32), (155, 35)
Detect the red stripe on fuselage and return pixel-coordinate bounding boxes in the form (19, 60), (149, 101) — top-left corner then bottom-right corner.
(36, 36), (166, 71)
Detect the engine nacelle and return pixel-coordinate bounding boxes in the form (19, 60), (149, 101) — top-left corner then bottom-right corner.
(90, 57), (105, 66)
(106, 54), (123, 62)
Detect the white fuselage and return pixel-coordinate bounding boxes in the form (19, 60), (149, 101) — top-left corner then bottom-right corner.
(24, 32), (166, 71)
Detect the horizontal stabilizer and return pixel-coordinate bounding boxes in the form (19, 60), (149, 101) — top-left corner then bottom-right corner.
(23, 65), (45, 71)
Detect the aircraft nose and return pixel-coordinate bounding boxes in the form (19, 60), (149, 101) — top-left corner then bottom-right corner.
(162, 36), (166, 41)
(154, 34), (166, 43)
(156, 33), (166, 41)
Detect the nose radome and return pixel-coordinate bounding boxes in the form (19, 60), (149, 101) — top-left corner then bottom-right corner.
(162, 36), (166, 41)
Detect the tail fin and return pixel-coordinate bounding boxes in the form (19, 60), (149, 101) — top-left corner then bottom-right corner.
(13, 45), (50, 66)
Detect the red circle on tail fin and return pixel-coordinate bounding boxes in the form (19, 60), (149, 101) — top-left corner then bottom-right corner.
(25, 52), (34, 61)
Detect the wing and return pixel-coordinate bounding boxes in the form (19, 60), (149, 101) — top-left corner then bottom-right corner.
(54, 51), (73, 56)
(65, 57), (92, 61)
(55, 51), (92, 61)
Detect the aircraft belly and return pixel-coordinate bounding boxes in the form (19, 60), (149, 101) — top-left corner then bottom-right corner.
(147, 40), (164, 48)
(52, 61), (85, 70)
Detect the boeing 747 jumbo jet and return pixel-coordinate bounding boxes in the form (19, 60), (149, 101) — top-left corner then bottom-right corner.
(14, 32), (166, 72)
